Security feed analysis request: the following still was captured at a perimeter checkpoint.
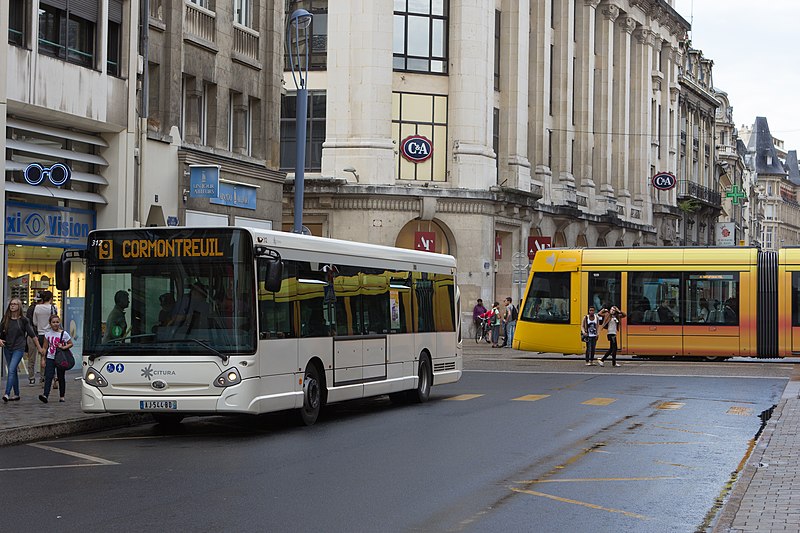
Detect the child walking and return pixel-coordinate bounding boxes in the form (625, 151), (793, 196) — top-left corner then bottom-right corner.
(39, 314), (73, 404)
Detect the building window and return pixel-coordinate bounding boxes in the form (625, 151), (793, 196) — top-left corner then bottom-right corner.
(285, 1), (327, 70)
(107, 0), (123, 76)
(189, 0), (211, 8)
(393, 0), (448, 74)
(38, 0), (97, 69)
(280, 92), (326, 172)
(234, 0), (250, 26)
(493, 10), (500, 90)
(9, 0), (25, 46)
(392, 92), (448, 182)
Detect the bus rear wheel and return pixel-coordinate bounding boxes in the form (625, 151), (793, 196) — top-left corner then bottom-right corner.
(299, 364), (324, 426)
(407, 354), (432, 403)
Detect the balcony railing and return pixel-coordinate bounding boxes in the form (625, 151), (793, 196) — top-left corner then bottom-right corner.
(678, 179), (721, 208)
(185, 1), (216, 44)
(233, 23), (259, 62)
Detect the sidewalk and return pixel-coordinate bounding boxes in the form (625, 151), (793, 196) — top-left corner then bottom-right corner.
(0, 370), (150, 446)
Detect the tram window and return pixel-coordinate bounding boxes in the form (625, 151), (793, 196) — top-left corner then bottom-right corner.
(792, 273), (800, 327)
(685, 272), (739, 326)
(588, 272), (621, 311)
(628, 272), (681, 325)
(521, 272), (570, 324)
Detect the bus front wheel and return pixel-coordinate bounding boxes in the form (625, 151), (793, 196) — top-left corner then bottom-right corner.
(299, 364), (324, 426)
(407, 354), (432, 403)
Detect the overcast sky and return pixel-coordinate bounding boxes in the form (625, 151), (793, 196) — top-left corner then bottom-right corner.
(672, 0), (800, 151)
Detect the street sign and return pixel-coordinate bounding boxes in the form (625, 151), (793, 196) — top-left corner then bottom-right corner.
(512, 251), (528, 269)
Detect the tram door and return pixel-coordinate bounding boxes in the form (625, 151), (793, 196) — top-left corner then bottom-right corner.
(586, 272), (621, 355)
(624, 272), (683, 357)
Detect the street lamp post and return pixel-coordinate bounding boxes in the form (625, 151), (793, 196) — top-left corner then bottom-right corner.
(286, 8), (313, 234)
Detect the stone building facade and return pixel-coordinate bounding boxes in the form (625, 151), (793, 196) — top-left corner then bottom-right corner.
(140, 0), (285, 229)
(281, 0), (691, 328)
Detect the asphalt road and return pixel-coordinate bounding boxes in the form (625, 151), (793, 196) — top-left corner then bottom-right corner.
(1, 356), (790, 532)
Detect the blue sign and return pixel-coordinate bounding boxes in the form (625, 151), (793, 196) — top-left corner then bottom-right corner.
(24, 163), (71, 186)
(210, 182), (257, 210)
(189, 165), (219, 198)
(5, 201), (96, 247)
(167, 216), (179, 226)
(64, 296), (84, 362)
(401, 135), (433, 163)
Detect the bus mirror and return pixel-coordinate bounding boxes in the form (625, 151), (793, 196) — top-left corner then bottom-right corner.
(265, 260), (283, 292)
(55, 258), (71, 291)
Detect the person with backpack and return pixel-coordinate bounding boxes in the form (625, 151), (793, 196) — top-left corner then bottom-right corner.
(581, 306), (601, 366)
(502, 297), (518, 349)
(597, 305), (626, 367)
(1, 298), (44, 402)
(32, 290), (57, 386)
(23, 295), (41, 385)
(488, 301), (503, 348)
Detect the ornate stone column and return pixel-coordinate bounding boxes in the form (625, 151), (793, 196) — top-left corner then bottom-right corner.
(500, 0), (532, 192)
(550, 0), (575, 196)
(593, 2), (619, 211)
(448, 0), (496, 190)
(530, 0), (553, 199)
(321, 0), (395, 184)
(575, 0), (600, 198)
(629, 25), (653, 208)
(611, 14), (635, 203)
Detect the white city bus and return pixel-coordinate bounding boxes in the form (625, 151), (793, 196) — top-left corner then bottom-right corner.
(56, 227), (461, 425)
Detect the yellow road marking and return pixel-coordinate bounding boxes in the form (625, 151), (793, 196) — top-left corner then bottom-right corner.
(445, 394), (484, 401)
(657, 401), (685, 410)
(651, 425), (718, 436)
(510, 487), (649, 520)
(513, 394), (551, 402)
(515, 476), (680, 484)
(582, 397), (616, 406)
(726, 406), (753, 416)
(625, 441), (695, 445)
(654, 460), (695, 469)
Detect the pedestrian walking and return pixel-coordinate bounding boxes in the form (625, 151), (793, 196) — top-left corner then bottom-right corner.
(24, 295), (41, 385)
(598, 306), (626, 367)
(581, 306), (600, 366)
(502, 297), (518, 348)
(32, 290), (57, 384)
(39, 314), (73, 404)
(1, 298), (44, 402)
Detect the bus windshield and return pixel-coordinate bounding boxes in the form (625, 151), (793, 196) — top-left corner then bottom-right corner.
(83, 228), (256, 355)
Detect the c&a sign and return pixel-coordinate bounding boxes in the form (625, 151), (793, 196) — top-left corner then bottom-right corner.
(5, 202), (96, 248)
(401, 136), (433, 163)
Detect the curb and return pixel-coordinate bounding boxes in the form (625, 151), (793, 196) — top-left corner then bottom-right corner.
(0, 413), (153, 447)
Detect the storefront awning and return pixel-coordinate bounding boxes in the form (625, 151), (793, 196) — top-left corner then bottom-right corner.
(5, 181), (107, 205)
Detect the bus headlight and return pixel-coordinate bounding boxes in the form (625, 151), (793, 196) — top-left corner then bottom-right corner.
(85, 367), (108, 388)
(214, 367), (241, 388)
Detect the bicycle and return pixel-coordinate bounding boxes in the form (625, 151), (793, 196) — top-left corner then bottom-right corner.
(475, 317), (492, 344)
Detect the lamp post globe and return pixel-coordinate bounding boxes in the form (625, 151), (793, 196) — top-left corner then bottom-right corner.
(286, 8), (313, 234)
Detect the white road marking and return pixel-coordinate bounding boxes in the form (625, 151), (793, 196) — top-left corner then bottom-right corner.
(465, 369), (787, 380)
(26, 442), (119, 465)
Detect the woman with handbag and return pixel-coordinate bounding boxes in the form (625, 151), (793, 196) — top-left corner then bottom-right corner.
(1, 298), (44, 402)
(598, 306), (626, 367)
(39, 314), (73, 404)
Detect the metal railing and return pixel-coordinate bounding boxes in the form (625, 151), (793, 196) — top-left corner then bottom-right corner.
(678, 179), (721, 207)
(233, 23), (259, 61)
(185, 1), (216, 43)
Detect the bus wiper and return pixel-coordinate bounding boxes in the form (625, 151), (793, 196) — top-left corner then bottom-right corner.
(88, 335), (228, 363)
(176, 338), (228, 363)
(88, 334), (157, 362)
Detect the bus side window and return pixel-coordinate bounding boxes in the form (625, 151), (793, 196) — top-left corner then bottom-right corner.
(259, 261), (295, 339)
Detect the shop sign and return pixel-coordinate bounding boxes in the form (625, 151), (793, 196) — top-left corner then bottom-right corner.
(527, 236), (552, 259)
(414, 231), (436, 252)
(5, 202), (96, 247)
(400, 136), (433, 163)
(24, 163), (71, 186)
(189, 165), (220, 198)
(716, 222), (736, 246)
(210, 182), (257, 210)
(651, 171), (677, 191)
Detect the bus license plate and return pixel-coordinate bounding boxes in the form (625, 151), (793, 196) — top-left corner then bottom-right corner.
(140, 400), (177, 410)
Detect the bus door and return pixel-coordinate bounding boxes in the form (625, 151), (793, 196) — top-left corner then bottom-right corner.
(625, 272), (683, 357)
(586, 271), (622, 355)
(682, 272), (741, 358)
